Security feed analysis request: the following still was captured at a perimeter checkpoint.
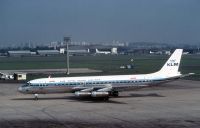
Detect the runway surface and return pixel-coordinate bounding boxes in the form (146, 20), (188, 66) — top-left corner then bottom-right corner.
(0, 80), (200, 128)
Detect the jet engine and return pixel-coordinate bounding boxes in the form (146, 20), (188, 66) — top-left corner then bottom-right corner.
(75, 91), (109, 98)
(91, 91), (109, 97)
(74, 91), (91, 97)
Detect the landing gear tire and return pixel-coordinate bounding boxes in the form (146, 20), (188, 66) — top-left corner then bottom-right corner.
(34, 94), (38, 100)
(110, 91), (119, 97)
(104, 97), (109, 101)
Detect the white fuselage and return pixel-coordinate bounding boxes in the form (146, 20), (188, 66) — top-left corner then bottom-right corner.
(18, 72), (181, 94)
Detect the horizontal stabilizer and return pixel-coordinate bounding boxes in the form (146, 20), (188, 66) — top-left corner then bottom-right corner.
(180, 73), (195, 78)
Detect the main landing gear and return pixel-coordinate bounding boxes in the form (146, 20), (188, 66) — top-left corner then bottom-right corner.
(103, 91), (119, 101)
(110, 91), (119, 97)
(103, 96), (109, 101)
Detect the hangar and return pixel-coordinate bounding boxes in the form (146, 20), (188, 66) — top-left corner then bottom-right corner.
(37, 50), (60, 56)
(8, 50), (31, 57)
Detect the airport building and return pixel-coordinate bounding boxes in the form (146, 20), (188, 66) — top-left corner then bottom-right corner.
(69, 49), (90, 56)
(59, 48), (90, 56)
(37, 50), (60, 56)
(111, 48), (118, 54)
(60, 48), (65, 54)
(8, 50), (31, 57)
(13, 72), (27, 80)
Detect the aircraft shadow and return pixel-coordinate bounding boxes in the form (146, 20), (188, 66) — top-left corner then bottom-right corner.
(11, 93), (164, 104)
(65, 96), (127, 104)
(11, 96), (69, 101)
(121, 93), (165, 98)
(11, 96), (126, 104)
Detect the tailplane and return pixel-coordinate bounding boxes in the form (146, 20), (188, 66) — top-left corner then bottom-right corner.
(157, 49), (183, 76)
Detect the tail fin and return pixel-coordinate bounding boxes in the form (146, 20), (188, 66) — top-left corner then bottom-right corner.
(157, 49), (183, 76)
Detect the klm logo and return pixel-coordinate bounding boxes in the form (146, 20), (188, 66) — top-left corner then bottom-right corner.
(167, 63), (179, 66)
(167, 59), (178, 66)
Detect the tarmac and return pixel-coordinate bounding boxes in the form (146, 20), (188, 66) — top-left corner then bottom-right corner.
(0, 80), (200, 128)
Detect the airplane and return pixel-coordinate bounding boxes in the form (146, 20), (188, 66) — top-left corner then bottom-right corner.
(18, 49), (194, 100)
(95, 48), (111, 55)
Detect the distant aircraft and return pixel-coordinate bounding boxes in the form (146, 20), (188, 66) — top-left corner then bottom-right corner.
(18, 49), (194, 100)
(95, 49), (111, 54)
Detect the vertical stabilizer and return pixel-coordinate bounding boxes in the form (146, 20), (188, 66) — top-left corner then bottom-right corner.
(158, 49), (183, 75)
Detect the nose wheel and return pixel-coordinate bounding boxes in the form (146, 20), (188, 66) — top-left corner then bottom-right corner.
(34, 94), (38, 100)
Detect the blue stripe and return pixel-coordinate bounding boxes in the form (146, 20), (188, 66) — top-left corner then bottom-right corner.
(28, 78), (166, 87)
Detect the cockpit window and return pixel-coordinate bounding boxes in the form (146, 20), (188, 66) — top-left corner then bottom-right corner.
(22, 82), (30, 87)
(22, 84), (27, 87)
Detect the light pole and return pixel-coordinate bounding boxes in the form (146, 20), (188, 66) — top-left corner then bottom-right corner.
(64, 37), (71, 75)
(66, 43), (69, 75)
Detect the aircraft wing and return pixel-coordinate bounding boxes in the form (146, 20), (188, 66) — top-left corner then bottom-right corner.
(74, 84), (113, 98)
(73, 84), (113, 91)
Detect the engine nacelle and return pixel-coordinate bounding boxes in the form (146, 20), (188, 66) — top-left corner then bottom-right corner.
(91, 91), (109, 97)
(75, 92), (91, 97)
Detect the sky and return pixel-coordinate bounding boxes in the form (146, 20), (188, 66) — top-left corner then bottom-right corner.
(0, 0), (200, 45)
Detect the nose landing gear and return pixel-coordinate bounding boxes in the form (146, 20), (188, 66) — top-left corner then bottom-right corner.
(34, 94), (38, 100)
